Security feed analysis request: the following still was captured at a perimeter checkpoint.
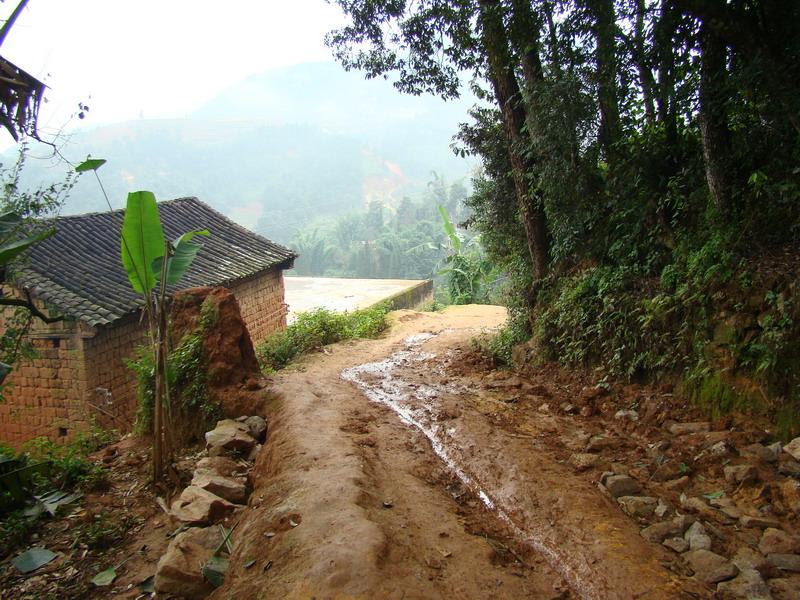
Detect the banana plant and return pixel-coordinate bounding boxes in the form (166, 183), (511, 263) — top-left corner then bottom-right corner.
(118, 190), (208, 482)
(77, 159), (209, 482)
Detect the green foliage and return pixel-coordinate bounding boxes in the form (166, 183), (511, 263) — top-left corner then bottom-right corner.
(120, 190), (165, 295)
(128, 347), (155, 435)
(22, 433), (110, 491)
(74, 158), (107, 173)
(435, 204), (493, 305)
(153, 229), (211, 285)
(287, 175), (470, 284)
(0, 426), (115, 556)
(0, 508), (38, 552)
(474, 310), (531, 367)
(170, 332), (212, 418)
(257, 304), (390, 370)
(130, 308), (217, 433)
(328, 0), (800, 430)
(0, 211), (54, 265)
(0, 146), (76, 393)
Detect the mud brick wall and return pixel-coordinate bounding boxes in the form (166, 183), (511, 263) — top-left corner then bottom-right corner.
(231, 268), (288, 346)
(82, 317), (148, 434)
(0, 310), (90, 448)
(0, 302), (147, 448)
(0, 268), (288, 448)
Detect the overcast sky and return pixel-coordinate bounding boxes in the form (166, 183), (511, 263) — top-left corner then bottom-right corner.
(0, 0), (347, 144)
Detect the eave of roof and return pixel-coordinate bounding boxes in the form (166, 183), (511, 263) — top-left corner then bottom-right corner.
(12, 197), (297, 327)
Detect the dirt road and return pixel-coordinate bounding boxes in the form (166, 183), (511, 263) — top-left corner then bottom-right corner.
(212, 306), (700, 599)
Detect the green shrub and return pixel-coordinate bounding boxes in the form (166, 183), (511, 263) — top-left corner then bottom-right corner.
(23, 435), (108, 491)
(257, 303), (390, 370)
(474, 310), (531, 366)
(128, 304), (216, 434)
(0, 509), (38, 553)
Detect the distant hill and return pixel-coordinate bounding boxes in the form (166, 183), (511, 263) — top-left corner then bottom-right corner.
(9, 62), (475, 243)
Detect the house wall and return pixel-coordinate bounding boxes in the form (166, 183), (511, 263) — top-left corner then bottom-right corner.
(0, 311), (91, 448)
(0, 268), (289, 448)
(231, 268), (288, 347)
(82, 317), (149, 434)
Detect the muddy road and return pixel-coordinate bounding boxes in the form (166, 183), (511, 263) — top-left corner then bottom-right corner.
(212, 306), (700, 599)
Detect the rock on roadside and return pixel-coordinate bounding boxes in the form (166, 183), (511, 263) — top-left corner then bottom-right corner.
(191, 471), (248, 505)
(759, 528), (800, 556)
(617, 496), (657, 518)
(205, 420), (257, 456)
(155, 527), (221, 599)
(783, 436), (800, 462)
(685, 521), (712, 551)
(715, 568), (772, 600)
(684, 549), (739, 584)
(170, 485), (236, 525)
(603, 475), (641, 498)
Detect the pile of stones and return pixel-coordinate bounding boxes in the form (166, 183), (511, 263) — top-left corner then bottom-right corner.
(153, 416), (266, 599)
(587, 421), (800, 599)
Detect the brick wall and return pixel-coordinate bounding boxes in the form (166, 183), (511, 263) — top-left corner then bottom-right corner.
(0, 303), (91, 447)
(231, 268), (288, 347)
(0, 299), (148, 448)
(0, 268), (289, 448)
(82, 316), (149, 434)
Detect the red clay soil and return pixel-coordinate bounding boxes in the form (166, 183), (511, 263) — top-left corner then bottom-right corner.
(212, 307), (711, 599)
(170, 287), (265, 417)
(5, 305), (799, 599)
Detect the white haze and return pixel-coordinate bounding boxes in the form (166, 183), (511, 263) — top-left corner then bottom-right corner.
(0, 0), (347, 145)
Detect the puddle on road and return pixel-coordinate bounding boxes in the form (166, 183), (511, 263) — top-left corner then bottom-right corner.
(341, 332), (597, 600)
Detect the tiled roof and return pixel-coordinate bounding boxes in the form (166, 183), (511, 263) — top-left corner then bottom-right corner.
(13, 197), (296, 327)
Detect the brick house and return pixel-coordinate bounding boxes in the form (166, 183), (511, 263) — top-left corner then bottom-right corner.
(0, 197), (296, 447)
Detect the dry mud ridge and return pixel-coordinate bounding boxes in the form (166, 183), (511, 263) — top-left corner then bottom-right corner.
(208, 305), (800, 600)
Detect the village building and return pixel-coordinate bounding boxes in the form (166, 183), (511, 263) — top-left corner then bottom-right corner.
(0, 197), (296, 447)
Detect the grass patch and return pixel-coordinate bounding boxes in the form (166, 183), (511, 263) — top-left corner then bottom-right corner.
(258, 303), (390, 370)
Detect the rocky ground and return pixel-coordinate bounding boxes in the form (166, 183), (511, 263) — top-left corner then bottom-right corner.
(2, 305), (800, 599)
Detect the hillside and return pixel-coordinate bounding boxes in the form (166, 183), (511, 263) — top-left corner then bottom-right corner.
(10, 62), (475, 243)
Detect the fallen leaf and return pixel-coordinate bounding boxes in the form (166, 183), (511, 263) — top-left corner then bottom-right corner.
(202, 555), (229, 588)
(91, 566), (117, 587)
(12, 548), (57, 573)
(35, 490), (82, 517)
(244, 558), (256, 569)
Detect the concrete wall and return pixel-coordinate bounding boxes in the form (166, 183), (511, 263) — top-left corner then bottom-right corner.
(0, 267), (288, 447)
(382, 279), (434, 311)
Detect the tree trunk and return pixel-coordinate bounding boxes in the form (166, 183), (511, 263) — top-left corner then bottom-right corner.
(634, 0), (657, 126)
(587, 0), (621, 161)
(655, 0), (678, 149)
(698, 18), (732, 212)
(542, 0), (581, 170)
(478, 0), (550, 281)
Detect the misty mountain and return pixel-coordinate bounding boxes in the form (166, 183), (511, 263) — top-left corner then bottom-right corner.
(10, 62), (476, 243)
